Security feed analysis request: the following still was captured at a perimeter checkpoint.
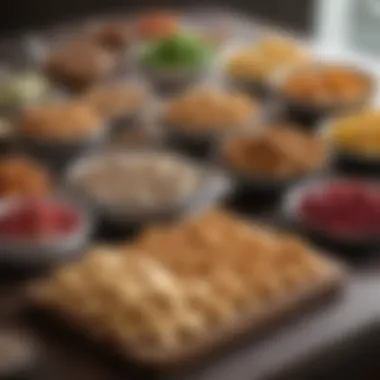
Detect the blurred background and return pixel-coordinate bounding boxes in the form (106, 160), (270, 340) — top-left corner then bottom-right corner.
(1, 0), (313, 34)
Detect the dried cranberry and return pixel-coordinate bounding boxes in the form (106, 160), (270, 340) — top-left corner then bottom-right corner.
(0, 199), (80, 240)
(299, 181), (380, 238)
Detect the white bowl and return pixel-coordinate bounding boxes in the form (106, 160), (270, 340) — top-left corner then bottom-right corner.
(0, 197), (93, 268)
(65, 149), (232, 227)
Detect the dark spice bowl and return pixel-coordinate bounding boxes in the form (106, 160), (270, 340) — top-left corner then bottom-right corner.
(281, 177), (380, 255)
(215, 132), (327, 211)
(64, 149), (232, 239)
(270, 62), (375, 132)
(0, 197), (93, 269)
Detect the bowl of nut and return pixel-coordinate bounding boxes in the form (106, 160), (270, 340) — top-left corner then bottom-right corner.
(65, 149), (231, 237)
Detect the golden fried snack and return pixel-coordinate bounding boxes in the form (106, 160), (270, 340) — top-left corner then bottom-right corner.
(163, 87), (256, 131)
(282, 65), (371, 106)
(226, 35), (308, 81)
(31, 210), (341, 358)
(328, 110), (380, 156)
(18, 101), (102, 141)
(0, 157), (51, 197)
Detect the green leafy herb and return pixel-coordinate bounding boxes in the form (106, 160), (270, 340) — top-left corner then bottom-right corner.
(140, 33), (214, 69)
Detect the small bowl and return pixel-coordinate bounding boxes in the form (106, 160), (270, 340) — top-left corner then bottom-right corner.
(332, 149), (380, 176)
(108, 112), (140, 134)
(281, 178), (380, 254)
(215, 126), (328, 211)
(163, 123), (228, 159)
(0, 118), (17, 157)
(0, 197), (93, 268)
(271, 63), (375, 131)
(19, 127), (107, 174)
(65, 150), (232, 239)
(228, 172), (310, 212)
(218, 156), (317, 213)
(135, 31), (213, 95)
(80, 79), (150, 135)
(105, 83), (151, 134)
(140, 63), (208, 95)
(226, 76), (272, 99)
(163, 118), (263, 160)
(0, 68), (55, 118)
(161, 103), (262, 160)
(321, 119), (380, 177)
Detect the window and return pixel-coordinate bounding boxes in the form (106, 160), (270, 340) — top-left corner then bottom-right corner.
(315, 0), (380, 59)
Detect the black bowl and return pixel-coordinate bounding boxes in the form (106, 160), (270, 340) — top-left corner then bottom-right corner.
(108, 111), (141, 135)
(280, 94), (372, 133)
(321, 116), (380, 177)
(227, 76), (272, 100)
(281, 178), (380, 255)
(332, 149), (380, 177)
(214, 130), (325, 213)
(224, 168), (312, 215)
(0, 135), (18, 157)
(272, 64), (375, 132)
(20, 128), (106, 174)
(163, 123), (222, 160)
(162, 109), (261, 160)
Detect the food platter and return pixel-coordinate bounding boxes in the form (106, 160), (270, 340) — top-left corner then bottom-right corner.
(1, 7), (380, 380)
